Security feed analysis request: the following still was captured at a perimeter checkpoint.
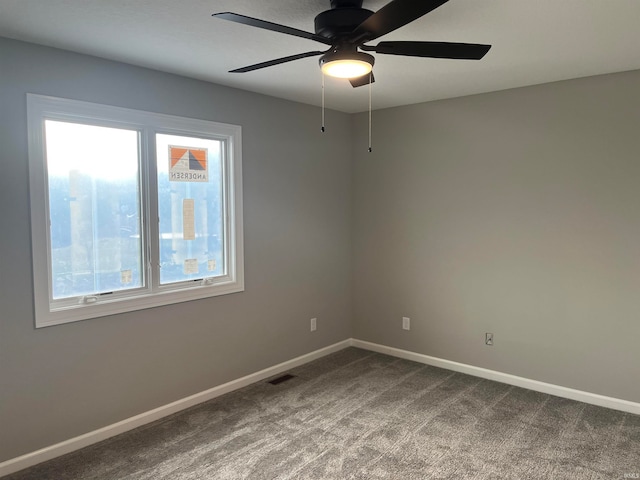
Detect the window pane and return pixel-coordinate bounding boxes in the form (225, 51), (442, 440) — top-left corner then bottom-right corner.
(156, 134), (224, 284)
(45, 120), (143, 299)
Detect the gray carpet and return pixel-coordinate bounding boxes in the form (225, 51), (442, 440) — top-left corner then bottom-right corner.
(5, 348), (639, 479)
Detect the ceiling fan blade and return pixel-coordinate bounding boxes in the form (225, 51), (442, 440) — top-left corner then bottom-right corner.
(349, 0), (450, 43)
(213, 12), (333, 45)
(229, 51), (325, 73)
(363, 41), (491, 60)
(349, 72), (375, 88)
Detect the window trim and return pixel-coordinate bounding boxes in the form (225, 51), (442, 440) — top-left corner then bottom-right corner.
(27, 94), (244, 328)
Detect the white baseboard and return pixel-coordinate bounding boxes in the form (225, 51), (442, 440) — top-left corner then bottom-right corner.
(351, 339), (640, 416)
(4, 338), (639, 478)
(0, 339), (351, 478)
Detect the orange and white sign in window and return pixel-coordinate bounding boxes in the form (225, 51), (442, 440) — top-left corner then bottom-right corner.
(168, 145), (208, 182)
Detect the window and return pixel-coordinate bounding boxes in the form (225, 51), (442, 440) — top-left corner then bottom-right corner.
(28, 94), (243, 327)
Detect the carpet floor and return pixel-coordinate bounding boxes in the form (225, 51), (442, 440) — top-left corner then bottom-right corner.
(5, 348), (639, 479)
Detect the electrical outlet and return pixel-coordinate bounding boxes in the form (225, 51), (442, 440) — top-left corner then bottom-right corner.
(485, 332), (493, 346)
(310, 318), (317, 332)
(402, 317), (410, 330)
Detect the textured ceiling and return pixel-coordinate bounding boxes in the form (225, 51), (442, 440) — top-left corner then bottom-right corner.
(1, 0), (640, 113)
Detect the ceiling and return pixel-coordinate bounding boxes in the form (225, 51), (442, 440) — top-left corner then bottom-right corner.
(1, 0), (640, 113)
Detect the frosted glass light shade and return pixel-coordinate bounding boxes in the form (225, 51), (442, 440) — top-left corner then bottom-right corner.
(321, 59), (372, 78)
(320, 51), (374, 79)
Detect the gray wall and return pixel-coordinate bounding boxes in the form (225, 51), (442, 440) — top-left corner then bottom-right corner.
(353, 70), (640, 404)
(0, 38), (353, 462)
(3, 34), (640, 464)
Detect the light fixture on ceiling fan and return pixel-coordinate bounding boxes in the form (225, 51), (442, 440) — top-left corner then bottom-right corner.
(319, 50), (374, 78)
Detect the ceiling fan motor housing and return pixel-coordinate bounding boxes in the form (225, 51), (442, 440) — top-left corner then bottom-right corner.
(330, 0), (364, 8)
(314, 7), (374, 39)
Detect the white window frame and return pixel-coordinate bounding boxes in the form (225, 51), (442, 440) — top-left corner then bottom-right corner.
(27, 94), (244, 328)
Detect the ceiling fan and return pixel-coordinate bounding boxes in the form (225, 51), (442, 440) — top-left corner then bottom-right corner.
(213, 0), (491, 88)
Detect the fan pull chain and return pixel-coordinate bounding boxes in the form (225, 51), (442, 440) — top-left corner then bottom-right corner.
(321, 72), (326, 133)
(368, 72), (372, 153)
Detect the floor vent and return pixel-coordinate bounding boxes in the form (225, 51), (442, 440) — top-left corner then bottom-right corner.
(268, 374), (295, 385)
